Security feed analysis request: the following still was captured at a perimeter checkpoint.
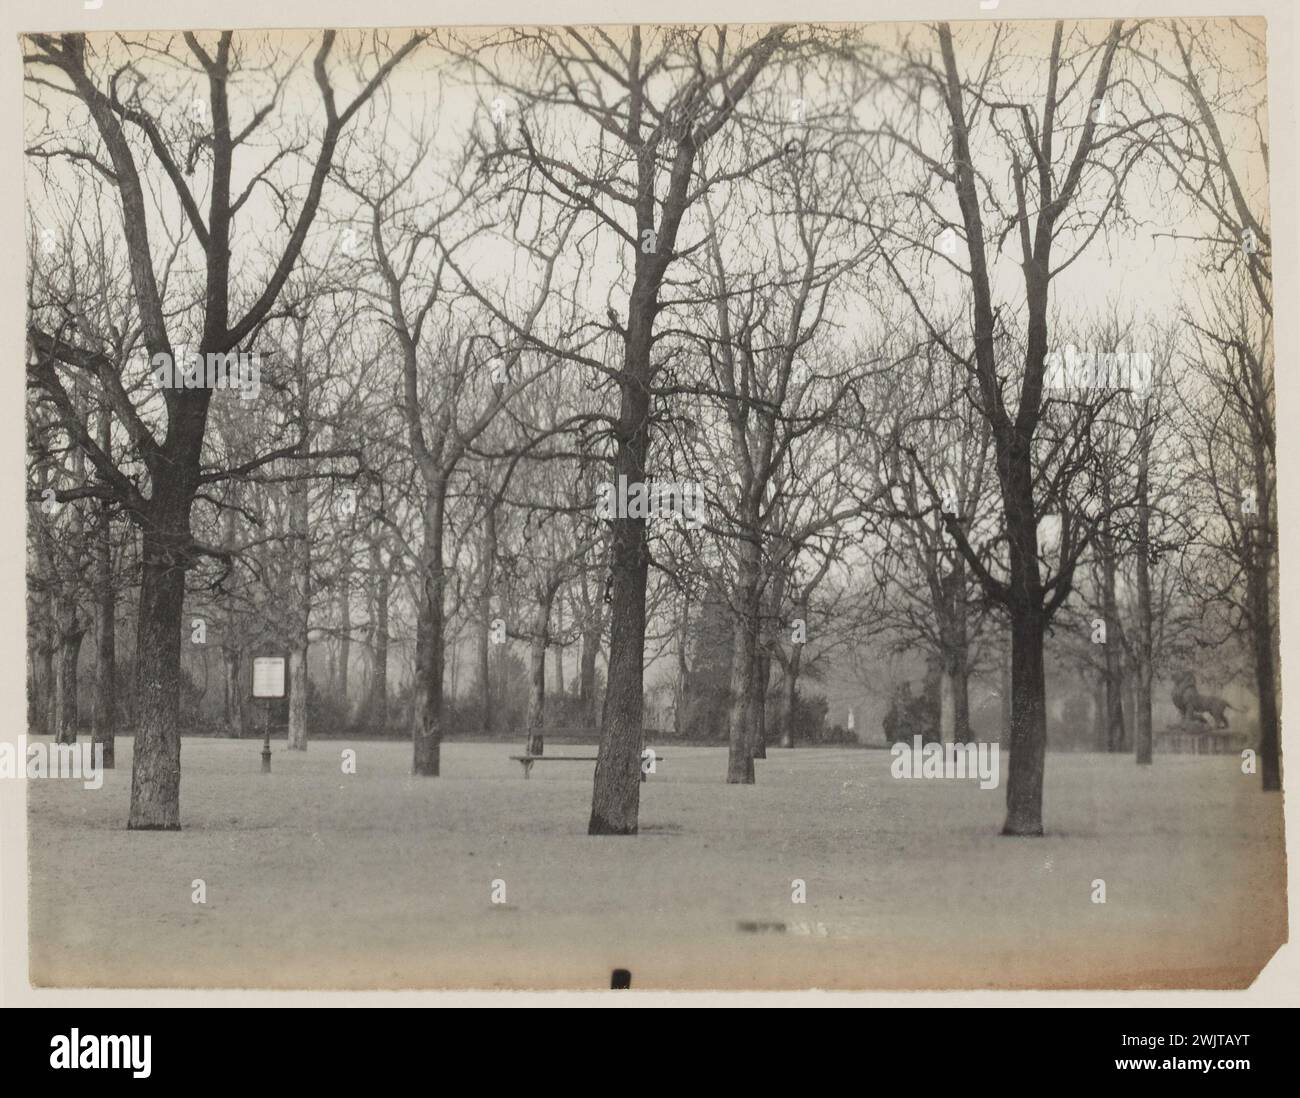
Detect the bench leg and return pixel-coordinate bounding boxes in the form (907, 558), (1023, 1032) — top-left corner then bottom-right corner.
(521, 759), (533, 779)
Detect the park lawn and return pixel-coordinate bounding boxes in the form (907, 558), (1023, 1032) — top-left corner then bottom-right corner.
(26, 738), (1286, 990)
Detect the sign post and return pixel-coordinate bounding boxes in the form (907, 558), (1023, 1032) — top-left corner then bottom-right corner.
(252, 655), (287, 773)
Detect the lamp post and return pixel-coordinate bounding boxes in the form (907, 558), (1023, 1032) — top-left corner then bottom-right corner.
(251, 652), (287, 773)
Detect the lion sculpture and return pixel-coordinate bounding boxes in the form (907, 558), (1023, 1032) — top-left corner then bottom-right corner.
(1171, 669), (1234, 729)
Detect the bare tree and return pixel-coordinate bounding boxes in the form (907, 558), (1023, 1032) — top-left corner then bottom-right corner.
(1150, 19), (1278, 789)
(455, 25), (798, 831)
(25, 30), (423, 826)
(863, 19), (1166, 833)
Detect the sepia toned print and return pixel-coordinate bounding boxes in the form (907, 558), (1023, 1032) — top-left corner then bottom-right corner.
(22, 17), (1283, 989)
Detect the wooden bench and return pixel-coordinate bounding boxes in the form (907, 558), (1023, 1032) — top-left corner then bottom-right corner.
(509, 750), (664, 781)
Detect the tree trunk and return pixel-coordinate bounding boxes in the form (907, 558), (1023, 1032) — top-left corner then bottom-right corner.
(286, 322), (311, 751)
(579, 615), (602, 729)
(448, 632), (458, 698)
(1094, 674), (1107, 752)
(41, 641), (56, 735)
(1100, 516), (1126, 753)
(412, 489), (447, 776)
(369, 551), (391, 731)
(338, 561), (351, 717)
(525, 598), (549, 756)
(551, 598), (564, 698)
(287, 645), (308, 749)
(31, 637), (55, 738)
(588, 329), (652, 834)
(54, 434), (86, 747)
(1248, 546), (1281, 791)
(949, 645), (972, 745)
(29, 463), (56, 738)
(92, 506), (116, 767)
(129, 525), (187, 830)
(1000, 439), (1049, 835)
(287, 476), (309, 748)
(751, 573), (781, 761)
(946, 557), (972, 744)
(1003, 607), (1046, 836)
(673, 596), (689, 739)
(780, 640), (802, 748)
(224, 647), (245, 738)
(752, 647), (771, 760)
(477, 613), (492, 733)
(1105, 658), (1125, 752)
(1134, 451), (1154, 765)
(478, 505), (496, 734)
(55, 612), (84, 746)
(725, 549), (761, 784)
(921, 654), (943, 744)
(999, 651), (1012, 751)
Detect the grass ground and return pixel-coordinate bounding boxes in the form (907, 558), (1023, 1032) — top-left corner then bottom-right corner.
(27, 737), (1287, 990)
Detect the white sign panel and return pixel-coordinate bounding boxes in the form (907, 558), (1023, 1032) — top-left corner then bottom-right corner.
(252, 657), (286, 699)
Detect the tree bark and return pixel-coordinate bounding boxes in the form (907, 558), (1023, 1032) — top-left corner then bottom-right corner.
(32, 636), (55, 738)
(474, 506), (497, 734)
(287, 647), (308, 749)
(126, 493), (198, 826)
(1094, 675), (1107, 752)
(1100, 511), (1126, 753)
(286, 318), (311, 750)
(287, 486), (309, 746)
(412, 488), (447, 775)
(725, 547), (761, 784)
(944, 557), (972, 744)
(999, 652), (1012, 752)
(129, 525), (188, 830)
(1003, 608), (1046, 835)
(753, 646), (771, 760)
(525, 598), (549, 756)
(551, 597), (564, 699)
(54, 608), (84, 746)
(337, 560), (351, 716)
(673, 596), (690, 739)
(91, 449), (116, 768)
(1247, 534), (1281, 791)
(948, 645), (972, 745)
(588, 317), (652, 832)
(578, 574), (604, 731)
(224, 646), (245, 739)
(54, 422), (87, 747)
(29, 461), (56, 738)
(478, 508), (496, 734)
(1134, 447), (1154, 765)
(780, 636), (802, 748)
(751, 572), (783, 760)
(922, 653), (943, 743)
(368, 544), (391, 731)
